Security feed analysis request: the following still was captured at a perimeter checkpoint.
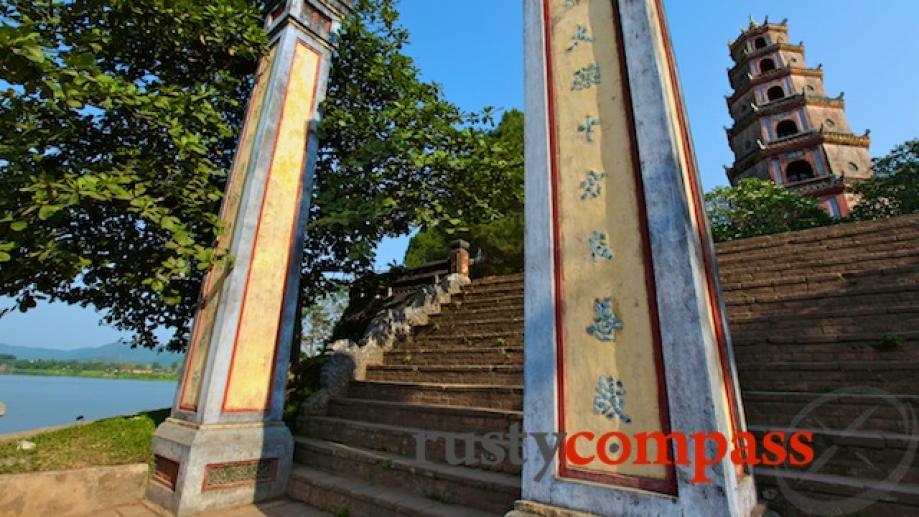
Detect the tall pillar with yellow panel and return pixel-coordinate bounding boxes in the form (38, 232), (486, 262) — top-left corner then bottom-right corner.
(519, 0), (758, 515)
(146, 0), (351, 514)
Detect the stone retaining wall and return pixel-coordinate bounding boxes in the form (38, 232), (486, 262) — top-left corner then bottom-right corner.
(0, 463), (148, 517)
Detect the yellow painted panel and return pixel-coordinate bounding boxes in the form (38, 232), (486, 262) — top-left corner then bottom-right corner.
(179, 46), (277, 411)
(223, 42), (321, 412)
(548, 0), (667, 481)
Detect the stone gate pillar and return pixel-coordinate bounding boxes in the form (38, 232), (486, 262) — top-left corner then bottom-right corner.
(520, 0), (757, 515)
(147, 0), (351, 514)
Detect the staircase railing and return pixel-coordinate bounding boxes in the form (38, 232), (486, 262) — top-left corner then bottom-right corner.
(386, 240), (470, 298)
(330, 240), (471, 343)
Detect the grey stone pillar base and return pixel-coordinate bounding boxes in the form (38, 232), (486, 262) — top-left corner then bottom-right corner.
(145, 418), (293, 516)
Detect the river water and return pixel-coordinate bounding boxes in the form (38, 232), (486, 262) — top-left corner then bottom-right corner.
(0, 374), (177, 435)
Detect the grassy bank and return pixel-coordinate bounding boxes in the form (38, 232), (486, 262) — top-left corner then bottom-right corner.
(0, 369), (177, 381)
(0, 409), (169, 475)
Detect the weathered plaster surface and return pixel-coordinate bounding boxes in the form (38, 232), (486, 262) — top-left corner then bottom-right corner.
(0, 464), (148, 517)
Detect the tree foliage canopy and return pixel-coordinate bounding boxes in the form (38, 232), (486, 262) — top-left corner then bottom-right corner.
(850, 138), (919, 221)
(301, 8), (522, 297)
(0, 0), (518, 350)
(403, 109), (525, 275)
(705, 178), (834, 242)
(0, 0), (266, 350)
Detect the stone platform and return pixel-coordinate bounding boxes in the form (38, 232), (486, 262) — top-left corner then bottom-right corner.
(98, 498), (329, 517)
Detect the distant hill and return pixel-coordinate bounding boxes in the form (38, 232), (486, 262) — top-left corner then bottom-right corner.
(0, 342), (184, 366)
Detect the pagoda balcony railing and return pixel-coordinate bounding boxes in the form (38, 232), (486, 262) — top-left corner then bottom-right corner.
(727, 128), (870, 182)
(728, 42), (805, 87)
(727, 93), (845, 137)
(727, 65), (823, 106)
(784, 174), (857, 196)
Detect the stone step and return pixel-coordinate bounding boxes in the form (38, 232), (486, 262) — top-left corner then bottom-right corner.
(302, 416), (521, 475)
(414, 317), (526, 337)
(723, 276), (919, 306)
(719, 246), (919, 281)
(470, 273), (524, 287)
(383, 347), (524, 366)
(722, 267), (919, 305)
(754, 466), (919, 516)
(726, 282), (919, 312)
(454, 292), (524, 306)
(746, 425), (919, 485)
(731, 325), (919, 349)
(412, 324), (526, 340)
(365, 364), (524, 384)
(444, 295), (524, 313)
(727, 298), (919, 323)
(737, 361), (919, 394)
(463, 282), (525, 297)
(734, 338), (919, 364)
(722, 264), (919, 294)
(721, 263), (919, 294)
(721, 272), (847, 294)
(717, 221), (919, 254)
(407, 332), (524, 349)
(742, 390), (919, 434)
(326, 398), (522, 434)
(728, 312), (919, 335)
(732, 331), (919, 350)
(347, 381), (523, 411)
(292, 438), (519, 515)
(288, 464), (496, 517)
(433, 305), (524, 321)
(731, 325), (919, 346)
(717, 230), (919, 269)
(723, 258), (919, 285)
(715, 216), (919, 258)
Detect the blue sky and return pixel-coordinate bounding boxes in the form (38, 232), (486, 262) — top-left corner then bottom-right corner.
(2, 0), (917, 349)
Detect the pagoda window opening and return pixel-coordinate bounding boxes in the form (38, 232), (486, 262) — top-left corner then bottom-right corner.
(754, 37), (767, 49)
(760, 58), (776, 73)
(776, 119), (799, 138)
(767, 86), (785, 101)
(786, 160), (815, 183)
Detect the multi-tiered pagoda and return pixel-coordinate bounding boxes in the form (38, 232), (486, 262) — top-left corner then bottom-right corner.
(725, 18), (873, 217)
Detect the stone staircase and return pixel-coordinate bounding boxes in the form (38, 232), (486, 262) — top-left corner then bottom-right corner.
(289, 214), (919, 516)
(718, 214), (919, 516)
(289, 274), (525, 516)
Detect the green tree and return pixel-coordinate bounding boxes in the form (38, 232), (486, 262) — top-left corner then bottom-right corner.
(403, 109), (525, 275)
(1, 0), (514, 351)
(849, 138), (919, 221)
(298, 3), (518, 303)
(705, 178), (834, 242)
(0, 0), (267, 350)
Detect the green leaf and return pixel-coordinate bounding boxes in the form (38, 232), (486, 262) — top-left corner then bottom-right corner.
(10, 221), (27, 232)
(38, 205), (62, 220)
(15, 44), (45, 63)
